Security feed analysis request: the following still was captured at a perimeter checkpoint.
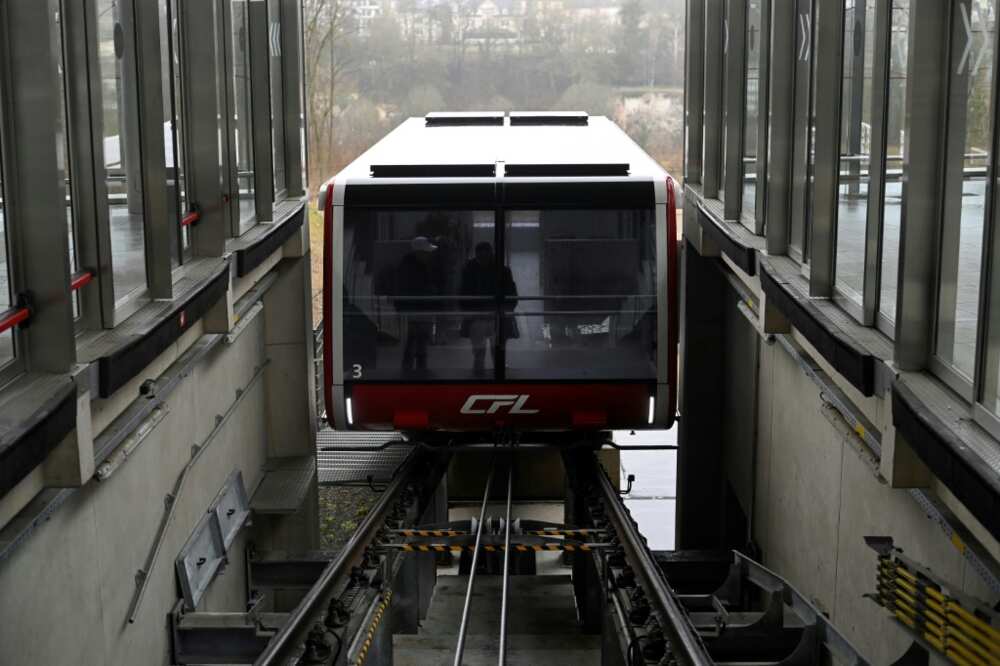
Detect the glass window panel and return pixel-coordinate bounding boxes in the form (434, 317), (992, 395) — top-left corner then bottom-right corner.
(269, 0), (287, 197)
(98, 0), (147, 304)
(879, 0), (909, 324)
(742, 0), (762, 216)
(834, 0), (876, 305)
(937, 0), (995, 381)
(0, 136), (12, 368)
(56, 7), (80, 318)
(720, 0), (729, 202)
(789, 0), (816, 259)
(161, 0), (190, 266)
(504, 209), (657, 381)
(232, 0), (256, 233)
(343, 209), (495, 380)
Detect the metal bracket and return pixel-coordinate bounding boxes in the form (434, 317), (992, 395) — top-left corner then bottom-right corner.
(176, 471), (252, 610)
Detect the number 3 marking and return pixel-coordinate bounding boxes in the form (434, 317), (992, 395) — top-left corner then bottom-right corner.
(352, 364), (363, 378)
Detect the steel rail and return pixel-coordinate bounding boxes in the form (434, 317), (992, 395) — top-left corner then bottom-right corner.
(254, 452), (422, 665)
(592, 457), (712, 666)
(498, 457), (513, 666)
(454, 459), (496, 666)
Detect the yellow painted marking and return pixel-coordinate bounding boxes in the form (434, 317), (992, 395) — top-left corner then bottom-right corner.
(950, 533), (968, 554)
(854, 424), (866, 439)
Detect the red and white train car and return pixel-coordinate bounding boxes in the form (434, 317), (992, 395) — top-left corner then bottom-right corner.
(320, 111), (678, 434)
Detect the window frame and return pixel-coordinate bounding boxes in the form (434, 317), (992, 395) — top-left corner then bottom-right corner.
(0, 0), (77, 384)
(0, 75), (26, 388)
(220, 0), (279, 238)
(869, 0), (907, 336)
(787, 0), (817, 264)
(69, 0), (177, 328)
(268, 0), (289, 203)
(830, 0), (893, 327)
(930, 0), (999, 401)
(162, 0), (195, 270)
(971, 0), (1000, 436)
(739, 0), (769, 235)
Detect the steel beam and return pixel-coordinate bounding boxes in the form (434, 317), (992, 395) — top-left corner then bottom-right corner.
(0, 0), (75, 372)
(764, 0), (795, 254)
(809, 0), (845, 296)
(894, 0), (950, 369)
(686, 0), (706, 185)
(702, 0), (724, 198)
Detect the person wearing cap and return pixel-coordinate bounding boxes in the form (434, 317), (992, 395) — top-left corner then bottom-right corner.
(395, 236), (440, 372)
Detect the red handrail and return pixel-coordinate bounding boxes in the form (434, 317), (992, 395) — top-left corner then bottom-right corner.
(0, 306), (29, 334)
(181, 210), (200, 227)
(70, 270), (94, 292)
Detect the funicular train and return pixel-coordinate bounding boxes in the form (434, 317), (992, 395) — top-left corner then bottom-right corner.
(320, 111), (678, 434)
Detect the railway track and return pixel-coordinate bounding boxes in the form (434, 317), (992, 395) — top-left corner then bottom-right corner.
(173, 441), (868, 666)
(245, 444), (708, 665)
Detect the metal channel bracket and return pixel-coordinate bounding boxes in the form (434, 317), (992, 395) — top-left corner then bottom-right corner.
(176, 511), (227, 611)
(212, 469), (251, 549)
(176, 471), (251, 609)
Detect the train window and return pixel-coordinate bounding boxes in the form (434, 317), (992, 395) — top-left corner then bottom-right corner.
(98, 0), (148, 306)
(503, 209), (657, 381)
(834, 0), (876, 311)
(343, 209), (496, 380)
(231, 0), (256, 234)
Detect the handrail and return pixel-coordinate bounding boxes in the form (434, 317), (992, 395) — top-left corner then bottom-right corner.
(70, 270), (94, 292)
(180, 210), (201, 227)
(0, 303), (30, 334)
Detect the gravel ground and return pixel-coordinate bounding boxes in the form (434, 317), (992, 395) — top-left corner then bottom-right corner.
(318, 485), (380, 552)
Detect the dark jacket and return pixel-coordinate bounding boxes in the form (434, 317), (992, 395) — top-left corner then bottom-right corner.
(459, 260), (519, 338)
(394, 252), (441, 313)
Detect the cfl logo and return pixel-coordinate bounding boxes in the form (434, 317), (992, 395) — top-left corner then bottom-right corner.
(460, 394), (539, 415)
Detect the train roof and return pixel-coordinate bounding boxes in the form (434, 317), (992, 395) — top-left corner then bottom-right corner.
(334, 112), (668, 184)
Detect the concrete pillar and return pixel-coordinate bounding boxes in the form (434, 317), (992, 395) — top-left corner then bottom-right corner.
(676, 242), (727, 549)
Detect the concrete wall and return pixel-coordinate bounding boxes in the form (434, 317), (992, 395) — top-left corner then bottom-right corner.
(0, 254), (318, 664)
(717, 284), (1000, 663)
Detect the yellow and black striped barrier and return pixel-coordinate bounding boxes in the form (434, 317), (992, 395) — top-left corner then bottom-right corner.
(526, 529), (601, 538)
(393, 528), (603, 538)
(396, 529), (465, 537)
(392, 542), (595, 553)
(872, 551), (999, 665)
(353, 590), (393, 666)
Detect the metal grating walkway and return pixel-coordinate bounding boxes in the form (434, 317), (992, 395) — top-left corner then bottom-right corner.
(315, 429), (412, 485)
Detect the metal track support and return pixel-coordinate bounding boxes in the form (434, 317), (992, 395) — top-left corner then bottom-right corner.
(454, 458), (495, 666)
(499, 457), (514, 665)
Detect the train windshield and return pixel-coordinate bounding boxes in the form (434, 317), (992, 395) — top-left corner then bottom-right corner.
(342, 207), (657, 381)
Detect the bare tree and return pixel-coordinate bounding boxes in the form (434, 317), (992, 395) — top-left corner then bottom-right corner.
(303, 0), (359, 191)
